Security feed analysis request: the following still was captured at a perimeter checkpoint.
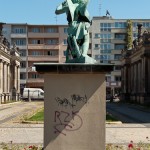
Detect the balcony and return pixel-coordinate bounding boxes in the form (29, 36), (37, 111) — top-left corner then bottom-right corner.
(26, 78), (44, 87)
(111, 39), (126, 44)
(28, 32), (59, 38)
(11, 33), (27, 38)
(27, 78), (44, 83)
(28, 55), (59, 62)
(20, 79), (26, 84)
(111, 28), (126, 33)
(20, 68), (27, 72)
(28, 44), (59, 49)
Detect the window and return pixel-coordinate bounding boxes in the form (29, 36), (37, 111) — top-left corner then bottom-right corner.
(95, 44), (100, 49)
(133, 22), (138, 27)
(133, 33), (138, 39)
(64, 28), (68, 33)
(13, 39), (26, 45)
(95, 55), (100, 59)
(95, 33), (100, 38)
(31, 39), (41, 44)
(13, 28), (26, 33)
(46, 39), (58, 45)
(115, 22), (127, 28)
(115, 33), (126, 40)
(63, 39), (67, 45)
(114, 54), (122, 60)
(20, 61), (26, 68)
(89, 43), (92, 49)
(100, 44), (111, 50)
(100, 34), (111, 39)
(115, 76), (121, 82)
(19, 49), (26, 56)
(46, 27), (58, 33)
(47, 50), (58, 56)
(114, 65), (122, 70)
(115, 44), (125, 50)
(31, 28), (40, 33)
(64, 51), (66, 56)
(31, 73), (39, 79)
(100, 55), (111, 60)
(31, 51), (42, 56)
(106, 76), (111, 82)
(20, 73), (26, 79)
(100, 23), (111, 32)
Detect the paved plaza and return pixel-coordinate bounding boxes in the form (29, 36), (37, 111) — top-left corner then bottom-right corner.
(0, 123), (149, 145)
(0, 102), (149, 147)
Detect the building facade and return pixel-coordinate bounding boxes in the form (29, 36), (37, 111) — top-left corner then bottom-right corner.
(3, 18), (150, 95)
(91, 16), (150, 96)
(0, 23), (21, 103)
(121, 24), (150, 105)
(3, 24), (68, 91)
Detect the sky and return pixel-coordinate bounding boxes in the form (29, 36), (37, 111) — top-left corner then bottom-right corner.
(0, 0), (150, 25)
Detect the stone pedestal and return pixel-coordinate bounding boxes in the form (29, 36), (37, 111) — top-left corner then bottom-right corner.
(34, 63), (113, 150)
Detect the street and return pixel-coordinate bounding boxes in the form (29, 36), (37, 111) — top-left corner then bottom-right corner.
(0, 101), (44, 124)
(106, 102), (150, 126)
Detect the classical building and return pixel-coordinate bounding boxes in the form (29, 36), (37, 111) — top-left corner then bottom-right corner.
(0, 23), (21, 103)
(121, 24), (150, 105)
(91, 17), (150, 96)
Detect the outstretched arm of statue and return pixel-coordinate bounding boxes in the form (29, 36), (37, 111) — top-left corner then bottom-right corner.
(55, 1), (69, 15)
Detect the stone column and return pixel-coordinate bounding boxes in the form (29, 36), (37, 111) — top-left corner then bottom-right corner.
(0, 60), (3, 93)
(3, 62), (7, 92)
(14, 65), (17, 90)
(0, 60), (4, 103)
(143, 57), (146, 93)
(7, 63), (10, 101)
(7, 63), (10, 93)
(17, 66), (20, 100)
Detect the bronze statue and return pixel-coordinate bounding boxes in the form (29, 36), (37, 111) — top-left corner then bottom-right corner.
(55, 0), (96, 63)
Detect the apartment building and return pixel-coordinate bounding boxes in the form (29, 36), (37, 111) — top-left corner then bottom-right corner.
(91, 16), (150, 95)
(3, 24), (68, 91)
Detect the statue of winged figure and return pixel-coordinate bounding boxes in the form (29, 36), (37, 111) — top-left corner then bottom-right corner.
(55, 0), (96, 63)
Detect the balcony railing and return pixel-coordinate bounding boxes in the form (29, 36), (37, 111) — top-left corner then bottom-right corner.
(28, 55), (59, 62)
(28, 44), (59, 49)
(28, 32), (59, 38)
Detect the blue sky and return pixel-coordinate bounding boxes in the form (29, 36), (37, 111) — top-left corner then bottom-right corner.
(0, 0), (150, 24)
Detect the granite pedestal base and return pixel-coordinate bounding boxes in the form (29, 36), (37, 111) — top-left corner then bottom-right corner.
(34, 63), (113, 150)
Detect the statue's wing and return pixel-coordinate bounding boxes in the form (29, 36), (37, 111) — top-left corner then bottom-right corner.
(67, 0), (78, 21)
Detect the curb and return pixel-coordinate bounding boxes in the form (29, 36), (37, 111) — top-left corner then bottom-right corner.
(21, 121), (44, 124)
(0, 101), (22, 107)
(106, 121), (122, 124)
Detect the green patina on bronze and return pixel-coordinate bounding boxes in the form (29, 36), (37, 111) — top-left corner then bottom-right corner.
(55, 0), (97, 63)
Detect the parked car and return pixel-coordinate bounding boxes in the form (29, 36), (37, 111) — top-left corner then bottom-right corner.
(113, 94), (120, 102)
(22, 88), (44, 100)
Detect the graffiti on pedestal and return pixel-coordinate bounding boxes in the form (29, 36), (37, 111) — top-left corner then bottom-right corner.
(55, 94), (88, 108)
(54, 94), (88, 136)
(54, 110), (83, 136)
